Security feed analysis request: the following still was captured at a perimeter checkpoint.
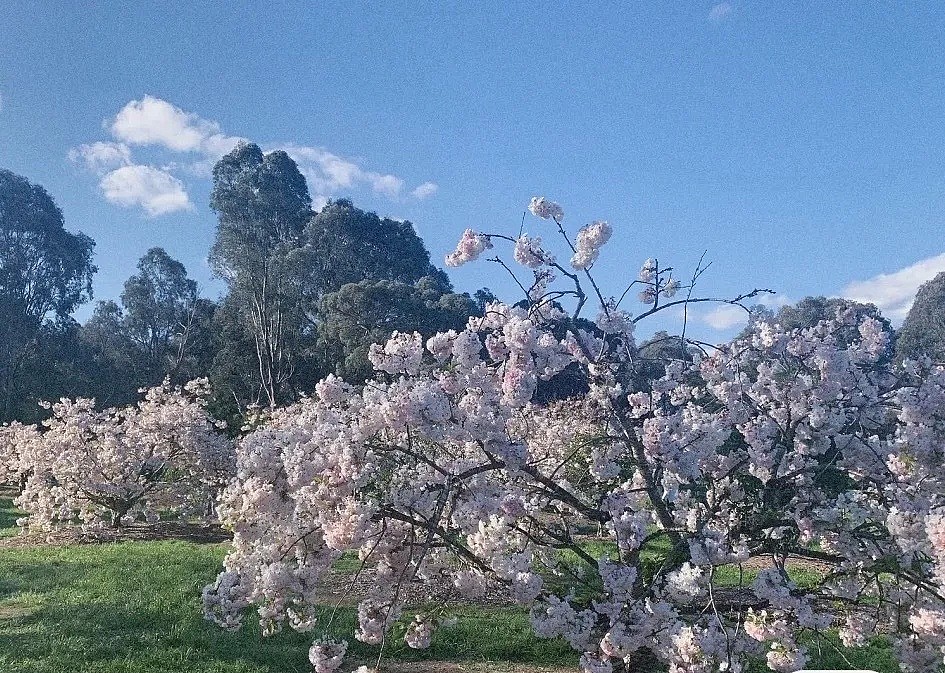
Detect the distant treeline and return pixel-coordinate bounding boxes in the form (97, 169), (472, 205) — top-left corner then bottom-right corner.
(2, 144), (943, 425)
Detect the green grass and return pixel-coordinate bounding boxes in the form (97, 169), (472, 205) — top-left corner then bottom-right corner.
(712, 562), (824, 589)
(0, 496), (21, 537)
(0, 512), (575, 672)
(743, 635), (897, 673)
(0, 497), (900, 672)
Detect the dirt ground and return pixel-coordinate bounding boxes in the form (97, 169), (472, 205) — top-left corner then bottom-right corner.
(0, 520), (230, 547)
(376, 664), (577, 673)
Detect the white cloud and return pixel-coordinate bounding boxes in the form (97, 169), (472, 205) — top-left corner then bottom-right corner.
(110, 96), (212, 151)
(760, 293), (792, 309)
(73, 96), (431, 215)
(99, 165), (192, 217)
(370, 173), (405, 198)
(109, 95), (243, 155)
(698, 293), (787, 331)
(709, 2), (733, 20)
(411, 181), (438, 200)
(280, 143), (411, 202)
(702, 304), (749, 330)
(68, 141), (132, 174)
(200, 132), (245, 158)
(841, 252), (945, 322)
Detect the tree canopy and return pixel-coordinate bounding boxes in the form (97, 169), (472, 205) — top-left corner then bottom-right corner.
(0, 169), (96, 421)
(306, 198), (441, 293)
(209, 142), (314, 408)
(897, 271), (945, 362)
(121, 247), (201, 382)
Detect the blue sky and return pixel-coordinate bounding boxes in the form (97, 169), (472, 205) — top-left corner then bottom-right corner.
(2, 2), (944, 338)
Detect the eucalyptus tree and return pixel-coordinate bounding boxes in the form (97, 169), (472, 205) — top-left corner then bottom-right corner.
(316, 275), (478, 382)
(0, 169), (96, 422)
(305, 198), (441, 293)
(897, 271), (945, 363)
(120, 247), (206, 383)
(209, 143), (313, 407)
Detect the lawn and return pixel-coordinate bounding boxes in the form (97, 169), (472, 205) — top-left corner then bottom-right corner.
(0, 494), (576, 673)
(0, 496), (899, 672)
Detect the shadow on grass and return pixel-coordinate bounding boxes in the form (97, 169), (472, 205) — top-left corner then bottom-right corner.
(0, 600), (316, 673)
(0, 540), (901, 673)
(0, 600), (578, 672)
(0, 542), (575, 673)
(0, 497), (20, 534)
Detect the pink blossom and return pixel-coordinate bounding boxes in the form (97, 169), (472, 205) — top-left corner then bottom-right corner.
(528, 196), (564, 221)
(513, 234), (550, 268)
(445, 228), (493, 267)
(570, 221), (612, 270)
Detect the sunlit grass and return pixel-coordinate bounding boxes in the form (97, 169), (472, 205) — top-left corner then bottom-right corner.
(0, 497), (898, 672)
(0, 501), (576, 673)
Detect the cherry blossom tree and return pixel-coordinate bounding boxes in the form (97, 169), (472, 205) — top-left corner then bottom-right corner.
(15, 379), (234, 532)
(0, 421), (40, 489)
(204, 198), (945, 672)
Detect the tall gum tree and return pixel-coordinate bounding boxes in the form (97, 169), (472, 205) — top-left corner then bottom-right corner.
(209, 143), (312, 408)
(0, 169), (95, 422)
(897, 271), (945, 363)
(121, 247), (203, 383)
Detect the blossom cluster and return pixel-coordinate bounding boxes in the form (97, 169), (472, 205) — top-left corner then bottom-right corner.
(13, 380), (234, 532)
(0, 421), (41, 487)
(528, 196), (564, 221)
(445, 228), (493, 267)
(205, 199), (945, 673)
(570, 220), (612, 270)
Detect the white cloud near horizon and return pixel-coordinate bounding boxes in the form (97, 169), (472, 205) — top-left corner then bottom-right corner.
(68, 141), (133, 174)
(702, 304), (746, 330)
(699, 249), (945, 332)
(411, 181), (439, 199)
(709, 2), (733, 21)
(700, 292), (791, 331)
(841, 252), (945, 322)
(109, 95), (244, 156)
(71, 95), (436, 216)
(99, 165), (193, 217)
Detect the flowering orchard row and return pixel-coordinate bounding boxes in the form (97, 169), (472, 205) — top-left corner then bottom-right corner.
(202, 199), (945, 673)
(3, 198), (944, 672)
(0, 379), (234, 531)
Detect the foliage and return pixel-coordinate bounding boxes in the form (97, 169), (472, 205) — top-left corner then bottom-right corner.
(207, 147), (478, 410)
(305, 198), (444, 293)
(898, 271), (945, 363)
(316, 276), (478, 382)
(1, 163), (481, 425)
(120, 247), (208, 383)
(5, 317), (114, 422)
(0, 169), (96, 422)
(2, 247), (216, 424)
(209, 142), (314, 408)
(201, 199), (945, 673)
(14, 380), (234, 531)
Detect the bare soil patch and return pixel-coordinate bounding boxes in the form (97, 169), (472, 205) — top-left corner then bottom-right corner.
(0, 603), (40, 620)
(0, 520), (229, 548)
(377, 663), (577, 673)
(739, 553), (833, 576)
(315, 566), (515, 608)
